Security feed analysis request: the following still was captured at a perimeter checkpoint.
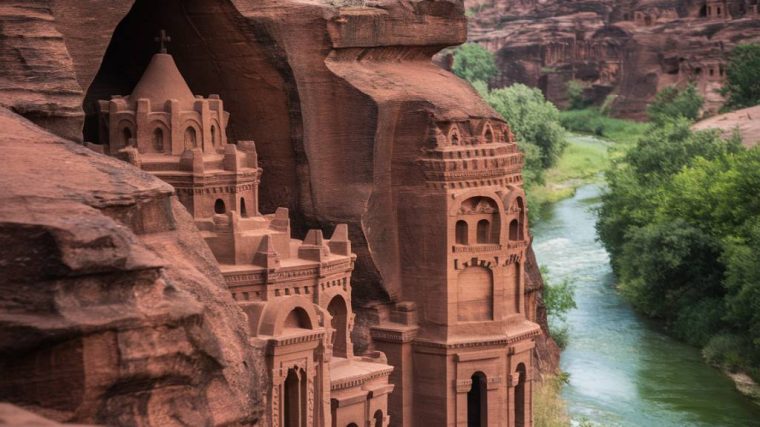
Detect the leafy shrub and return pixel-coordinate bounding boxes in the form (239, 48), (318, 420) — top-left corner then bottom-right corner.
(646, 84), (703, 125)
(703, 334), (749, 371)
(487, 84), (567, 171)
(721, 43), (760, 110)
(451, 43), (498, 85)
(566, 80), (586, 110)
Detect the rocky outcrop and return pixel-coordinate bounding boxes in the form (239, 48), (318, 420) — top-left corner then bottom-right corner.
(466, 0), (760, 119)
(693, 104), (760, 145)
(0, 107), (265, 425)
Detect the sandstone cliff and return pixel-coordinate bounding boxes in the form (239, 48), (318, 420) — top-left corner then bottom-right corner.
(466, 0), (760, 119)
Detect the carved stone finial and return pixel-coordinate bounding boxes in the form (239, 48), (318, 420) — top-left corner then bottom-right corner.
(155, 29), (171, 54)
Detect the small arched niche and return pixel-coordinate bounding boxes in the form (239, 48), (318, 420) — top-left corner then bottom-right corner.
(283, 307), (312, 332)
(151, 127), (164, 152)
(240, 197), (248, 217)
(214, 199), (226, 214)
(184, 126), (197, 149)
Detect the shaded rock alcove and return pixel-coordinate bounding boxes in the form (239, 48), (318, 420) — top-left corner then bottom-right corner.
(83, 0), (304, 216)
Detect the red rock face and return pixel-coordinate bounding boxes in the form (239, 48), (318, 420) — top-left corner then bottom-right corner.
(466, 0), (760, 119)
(0, 107), (265, 425)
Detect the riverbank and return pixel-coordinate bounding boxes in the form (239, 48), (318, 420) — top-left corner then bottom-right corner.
(527, 110), (648, 219)
(532, 184), (760, 426)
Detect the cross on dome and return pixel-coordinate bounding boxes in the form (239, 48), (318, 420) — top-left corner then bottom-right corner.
(155, 29), (171, 53)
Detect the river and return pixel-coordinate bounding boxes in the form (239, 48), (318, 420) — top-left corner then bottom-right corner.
(531, 184), (760, 427)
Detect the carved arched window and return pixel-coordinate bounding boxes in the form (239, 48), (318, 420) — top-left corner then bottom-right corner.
(456, 220), (469, 245)
(477, 220), (491, 244)
(184, 126), (197, 149)
(483, 124), (495, 144)
(122, 127), (132, 146)
(214, 199), (225, 214)
(374, 411), (384, 427)
(211, 124), (217, 146)
(509, 219), (520, 241)
(240, 197), (248, 217)
(152, 128), (164, 151)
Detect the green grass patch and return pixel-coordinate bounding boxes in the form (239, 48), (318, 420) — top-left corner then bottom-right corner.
(527, 134), (612, 217)
(559, 108), (648, 146)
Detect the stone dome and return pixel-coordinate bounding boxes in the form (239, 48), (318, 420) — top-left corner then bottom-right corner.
(128, 53), (195, 111)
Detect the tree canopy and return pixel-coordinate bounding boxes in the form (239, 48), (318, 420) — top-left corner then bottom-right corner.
(721, 43), (760, 110)
(451, 43), (498, 85)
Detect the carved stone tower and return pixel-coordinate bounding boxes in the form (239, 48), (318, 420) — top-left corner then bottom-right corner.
(370, 120), (540, 426)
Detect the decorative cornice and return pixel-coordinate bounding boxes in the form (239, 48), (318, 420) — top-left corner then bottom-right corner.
(330, 366), (394, 391)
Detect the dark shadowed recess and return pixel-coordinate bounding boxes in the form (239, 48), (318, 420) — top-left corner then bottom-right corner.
(82, 0), (304, 216)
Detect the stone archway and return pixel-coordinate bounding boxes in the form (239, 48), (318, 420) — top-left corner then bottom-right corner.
(467, 372), (487, 427)
(515, 364), (527, 427)
(327, 295), (349, 358)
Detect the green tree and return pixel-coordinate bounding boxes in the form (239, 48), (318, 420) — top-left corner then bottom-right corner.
(722, 43), (760, 110)
(486, 84), (567, 174)
(451, 43), (498, 85)
(647, 84), (703, 124)
(566, 80), (586, 110)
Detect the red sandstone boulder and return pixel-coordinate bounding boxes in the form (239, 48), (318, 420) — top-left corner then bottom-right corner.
(0, 108), (265, 425)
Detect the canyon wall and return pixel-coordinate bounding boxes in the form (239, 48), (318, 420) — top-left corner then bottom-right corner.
(466, 0), (760, 119)
(0, 0), (557, 422)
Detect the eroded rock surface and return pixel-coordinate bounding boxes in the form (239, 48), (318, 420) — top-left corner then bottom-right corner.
(0, 108), (264, 425)
(693, 104), (760, 145)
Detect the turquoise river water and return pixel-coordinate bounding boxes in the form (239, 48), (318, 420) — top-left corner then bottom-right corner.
(531, 184), (760, 427)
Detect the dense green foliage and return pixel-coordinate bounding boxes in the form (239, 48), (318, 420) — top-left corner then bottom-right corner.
(559, 109), (648, 146)
(566, 80), (586, 110)
(596, 109), (760, 378)
(721, 43), (760, 110)
(451, 43), (498, 86)
(487, 84), (567, 174)
(646, 84), (703, 125)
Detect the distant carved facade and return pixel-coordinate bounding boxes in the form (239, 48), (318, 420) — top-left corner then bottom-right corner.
(98, 48), (394, 427)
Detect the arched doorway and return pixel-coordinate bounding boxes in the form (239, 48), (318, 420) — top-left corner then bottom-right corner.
(327, 296), (349, 358)
(515, 364), (527, 427)
(373, 410), (384, 427)
(284, 367), (307, 427)
(467, 372), (487, 427)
